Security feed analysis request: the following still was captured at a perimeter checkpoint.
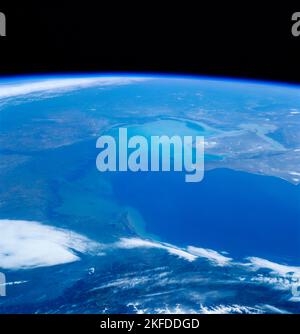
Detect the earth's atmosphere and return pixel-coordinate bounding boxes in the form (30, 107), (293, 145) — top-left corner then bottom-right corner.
(0, 75), (299, 314)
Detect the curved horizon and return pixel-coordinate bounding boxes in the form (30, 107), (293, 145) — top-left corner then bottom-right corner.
(0, 72), (300, 89)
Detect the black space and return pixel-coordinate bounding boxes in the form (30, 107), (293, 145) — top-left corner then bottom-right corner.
(0, 3), (299, 83)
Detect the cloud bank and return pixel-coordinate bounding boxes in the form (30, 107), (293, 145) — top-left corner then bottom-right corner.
(1, 219), (299, 302)
(247, 257), (300, 276)
(187, 246), (232, 266)
(0, 77), (147, 100)
(113, 238), (234, 266)
(0, 219), (102, 270)
(114, 238), (197, 262)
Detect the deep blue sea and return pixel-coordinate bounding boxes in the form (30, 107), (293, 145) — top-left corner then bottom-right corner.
(111, 168), (300, 265)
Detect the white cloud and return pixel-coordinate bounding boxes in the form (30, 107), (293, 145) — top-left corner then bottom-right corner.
(247, 257), (300, 276)
(260, 304), (290, 314)
(114, 238), (197, 262)
(127, 302), (265, 314)
(187, 246), (232, 266)
(199, 304), (263, 314)
(90, 276), (151, 292)
(0, 219), (102, 270)
(0, 280), (28, 286)
(114, 238), (232, 265)
(0, 77), (147, 100)
(154, 304), (199, 314)
(289, 171), (300, 176)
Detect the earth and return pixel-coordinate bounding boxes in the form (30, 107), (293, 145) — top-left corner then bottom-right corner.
(0, 75), (299, 314)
